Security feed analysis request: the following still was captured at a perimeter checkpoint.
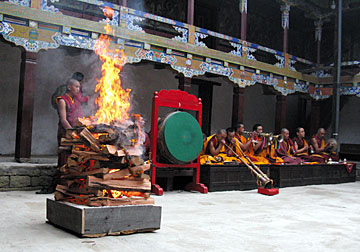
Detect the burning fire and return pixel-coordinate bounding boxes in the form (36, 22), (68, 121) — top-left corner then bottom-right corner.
(94, 12), (130, 124)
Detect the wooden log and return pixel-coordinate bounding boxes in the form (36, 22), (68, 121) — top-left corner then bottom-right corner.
(61, 138), (84, 146)
(87, 197), (155, 207)
(58, 146), (72, 153)
(101, 145), (126, 157)
(66, 128), (81, 139)
(56, 184), (94, 199)
(78, 127), (101, 152)
(67, 154), (80, 167)
(98, 128), (119, 144)
(61, 168), (110, 179)
(129, 163), (150, 176)
(130, 156), (144, 166)
(87, 176), (151, 191)
(103, 169), (131, 180)
(75, 117), (93, 127)
(72, 150), (110, 162)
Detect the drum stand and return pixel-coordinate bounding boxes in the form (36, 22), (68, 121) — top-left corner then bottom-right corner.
(150, 90), (208, 195)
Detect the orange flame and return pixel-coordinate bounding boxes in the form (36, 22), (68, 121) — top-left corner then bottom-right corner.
(103, 189), (146, 199)
(94, 20), (130, 124)
(104, 6), (114, 20)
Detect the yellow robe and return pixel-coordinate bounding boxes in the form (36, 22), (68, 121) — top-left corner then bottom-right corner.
(200, 134), (224, 165)
(249, 136), (283, 164)
(235, 134), (271, 165)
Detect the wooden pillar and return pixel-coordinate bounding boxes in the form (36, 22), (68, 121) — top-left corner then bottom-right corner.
(297, 97), (307, 128)
(187, 0), (195, 25)
(281, 4), (290, 54)
(240, 0), (247, 40)
(310, 100), (321, 136)
(315, 19), (323, 65)
(232, 87), (245, 127)
(15, 51), (38, 161)
(275, 3), (291, 133)
(121, 0), (127, 7)
(275, 95), (287, 133)
(178, 76), (192, 93)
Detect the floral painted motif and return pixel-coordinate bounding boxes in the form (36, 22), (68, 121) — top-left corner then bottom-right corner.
(126, 14), (144, 32)
(230, 42), (242, 57)
(0, 21), (14, 35)
(199, 62), (233, 76)
(3, 35), (59, 52)
(171, 65), (205, 78)
(172, 26), (188, 43)
(9, 0), (30, 7)
(41, 0), (60, 13)
(275, 55), (285, 69)
(52, 33), (96, 50)
(195, 32), (207, 48)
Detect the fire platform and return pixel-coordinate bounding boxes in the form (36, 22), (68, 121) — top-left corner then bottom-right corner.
(46, 198), (161, 238)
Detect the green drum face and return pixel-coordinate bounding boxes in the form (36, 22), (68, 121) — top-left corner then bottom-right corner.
(158, 111), (203, 164)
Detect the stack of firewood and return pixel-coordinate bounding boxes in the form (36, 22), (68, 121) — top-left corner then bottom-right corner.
(55, 118), (154, 207)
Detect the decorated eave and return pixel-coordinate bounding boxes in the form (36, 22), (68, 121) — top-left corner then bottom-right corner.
(0, 0), (359, 100)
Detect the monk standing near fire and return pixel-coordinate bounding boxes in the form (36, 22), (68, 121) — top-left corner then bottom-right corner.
(56, 78), (82, 147)
(37, 78), (83, 194)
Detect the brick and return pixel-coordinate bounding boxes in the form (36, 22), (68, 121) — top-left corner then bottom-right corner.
(0, 176), (10, 188)
(10, 176), (31, 187)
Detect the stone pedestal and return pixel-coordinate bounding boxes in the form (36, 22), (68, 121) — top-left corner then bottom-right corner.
(46, 199), (161, 237)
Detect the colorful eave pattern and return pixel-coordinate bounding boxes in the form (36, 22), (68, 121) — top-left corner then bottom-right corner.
(1, 0), (360, 100)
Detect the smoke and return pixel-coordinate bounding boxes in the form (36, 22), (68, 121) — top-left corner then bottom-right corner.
(128, 0), (146, 12)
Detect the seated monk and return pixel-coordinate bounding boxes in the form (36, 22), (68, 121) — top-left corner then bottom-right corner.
(310, 128), (339, 161)
(234, 124), (270, 165)
(292, 127), (324, 163)
(275, 128), (303, 165)
(250, 124), (283, 164)
(217, 127), (248, 164)
(199, 129), (227, 164)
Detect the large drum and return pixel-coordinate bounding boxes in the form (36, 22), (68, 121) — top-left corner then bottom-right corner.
(157, 111), (203, 164)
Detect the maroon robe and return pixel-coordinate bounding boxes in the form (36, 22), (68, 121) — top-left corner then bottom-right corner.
(311, 135), (339, 161)
(56, 94), (84, 145)
(276, 138), (303, 165)
(292, 136), (325, 163)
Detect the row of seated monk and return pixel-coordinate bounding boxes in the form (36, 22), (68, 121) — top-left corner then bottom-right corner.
(200, 124), (338, 165)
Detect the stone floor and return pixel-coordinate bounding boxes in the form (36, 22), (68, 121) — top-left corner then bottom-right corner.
(0, 182), (359, 252)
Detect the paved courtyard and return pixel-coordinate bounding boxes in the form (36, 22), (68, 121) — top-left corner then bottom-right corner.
(1, 182), (359, 252)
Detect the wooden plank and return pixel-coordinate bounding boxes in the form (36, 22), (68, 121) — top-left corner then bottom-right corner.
(72, 150), (110, 161)
(61, 168), (109, 178)
(61, 137), (84, 146)
(78, 127), (101, 152)
(46, 199), (161, 237)
(87, 197), (155, 207)
(103, 169), (131, 180)
(87, 176), (151, 191)
(102, 145), (126, 157)
(129, 163), (150, 176)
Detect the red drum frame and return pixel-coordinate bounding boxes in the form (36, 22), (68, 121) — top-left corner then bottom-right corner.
(150, 89), (208, 195)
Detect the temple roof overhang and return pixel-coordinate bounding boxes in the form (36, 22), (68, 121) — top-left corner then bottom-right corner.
(1, 0), (360, 100)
